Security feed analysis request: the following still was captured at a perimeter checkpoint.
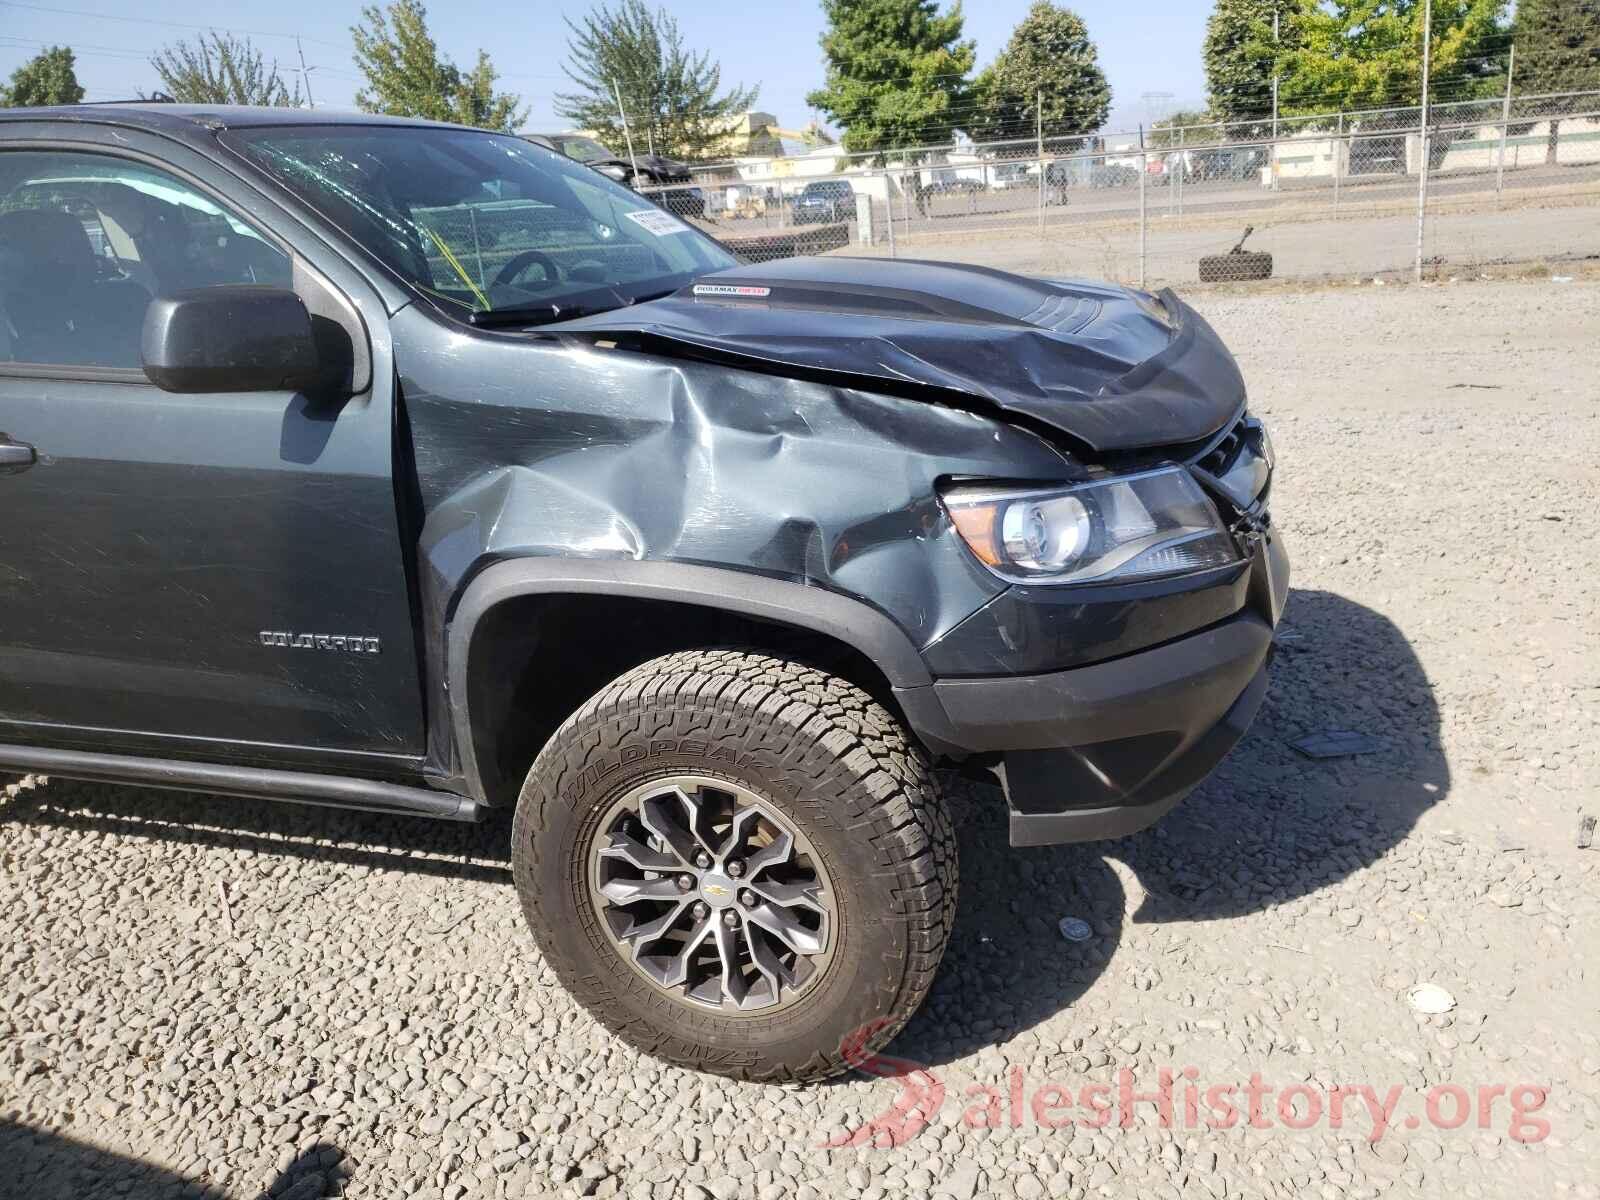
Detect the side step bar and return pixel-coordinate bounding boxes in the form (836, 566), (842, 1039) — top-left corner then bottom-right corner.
(0, 744), (481, 822)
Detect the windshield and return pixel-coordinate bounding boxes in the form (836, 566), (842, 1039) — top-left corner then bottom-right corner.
(226, 125), (736, 321)
(553, 136), (616, 164)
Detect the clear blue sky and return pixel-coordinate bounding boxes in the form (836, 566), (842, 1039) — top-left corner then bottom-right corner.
(0, 0), (1211, 135)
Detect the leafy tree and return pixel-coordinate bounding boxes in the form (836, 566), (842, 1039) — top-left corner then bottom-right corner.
(1203, 0), (1314, 130)
(351, 0), (525, 132)
(806, 0), (976, 155)
(1149, 107), (1220, 148)
(557, 0), (758, 161)
(150, 32), (301, 106)
(0, 45), (85, 107)
(1512, 0), (1600, 163)
(971, 2), (1110, 147)
(1281, 0), (1508, 116)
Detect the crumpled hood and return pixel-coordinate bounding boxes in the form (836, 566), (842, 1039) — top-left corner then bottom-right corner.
(556, 256), (1245, 452)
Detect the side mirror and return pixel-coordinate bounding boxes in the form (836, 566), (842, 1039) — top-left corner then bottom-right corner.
(141, 286), (327, 395)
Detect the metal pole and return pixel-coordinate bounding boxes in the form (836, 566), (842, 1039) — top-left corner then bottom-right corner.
(1271, 7), (1280, 190)
(295, 36), (316, 109)
(885, 171), (897, 259)
(468, 206), (485, 289)
(1496, 43), (1516, 204)
(1138, 148), (1148, 288)
(611, 79), (641, 184)
(1037, 90), (1046, 235)
(1176, 125), (1184, 217)
(1334, 111), (1342, 216)
(1414, 0), (1433, 283)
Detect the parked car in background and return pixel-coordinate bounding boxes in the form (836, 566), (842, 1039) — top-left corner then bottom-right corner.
(927, 176), (987, 195)
(790, 179), (854, 224)
(525, 133), (704, 217)
(1088, 159), (1140, 188)
(1186, 145), (1270, 183)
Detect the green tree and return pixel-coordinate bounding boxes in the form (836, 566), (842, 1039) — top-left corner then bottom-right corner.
(806, 0), (976, 155)
(557, 0), (758, 161)
(1513, 0), (1600, 163)
(351, 0), (526, 132)
(150, 32), (301, 106)
(0, 45), (85, 107)
(1202, 0), (1311, 131)
(1150, 107), (1219, 148)
(1281, 0), (1508, 115)
(971, 2), (1110, 146)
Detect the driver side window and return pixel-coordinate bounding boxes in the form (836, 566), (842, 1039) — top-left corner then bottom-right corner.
(0, 151), (291, 370)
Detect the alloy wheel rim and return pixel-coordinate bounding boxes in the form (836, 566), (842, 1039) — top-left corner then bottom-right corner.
(587, 775), (835, 1013)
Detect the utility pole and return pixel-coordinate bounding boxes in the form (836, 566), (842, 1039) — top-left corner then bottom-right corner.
(1271, 7), (1281, 190)
(1413, 0), (1433, 283)
(611, 79), (641, 184)
(1496, 43), (1516, 203)
(295, 36), (316, 109)
(1271, 8), (1280, 142)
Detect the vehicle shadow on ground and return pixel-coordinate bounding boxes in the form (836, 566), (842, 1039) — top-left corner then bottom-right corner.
(893, 587), (1447, 1069)
(4, 588), (1442, 1077)
(0, 1121), (346, 1200)
(2, 775), (516, 884)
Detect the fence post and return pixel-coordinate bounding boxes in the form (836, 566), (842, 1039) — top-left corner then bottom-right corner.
(1496, 43), (1516, 206)
(1036, 91), (1046, 237)
(1138, 149), (1148, 289)
(1413, 0), (1433, 283)
(884, 170), (897, 259)
(1176, 125), (1184, 217)
(1333, 112), (1343, 217)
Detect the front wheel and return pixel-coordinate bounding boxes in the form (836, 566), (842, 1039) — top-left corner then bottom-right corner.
(511, 650), (957, 1083)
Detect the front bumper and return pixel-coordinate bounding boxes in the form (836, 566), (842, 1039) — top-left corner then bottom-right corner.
(897, 526), (1288, 846)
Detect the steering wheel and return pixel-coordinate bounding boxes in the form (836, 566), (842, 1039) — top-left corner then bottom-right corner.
(493, 249), (564, 290)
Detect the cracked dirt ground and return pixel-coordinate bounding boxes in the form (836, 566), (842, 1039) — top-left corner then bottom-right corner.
(3, 277), (1597, 1200)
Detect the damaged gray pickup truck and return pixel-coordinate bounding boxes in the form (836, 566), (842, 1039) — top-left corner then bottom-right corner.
(0, 106), (1288, 1082)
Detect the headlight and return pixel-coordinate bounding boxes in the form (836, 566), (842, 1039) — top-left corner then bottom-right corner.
(942, 467), (1239, 585)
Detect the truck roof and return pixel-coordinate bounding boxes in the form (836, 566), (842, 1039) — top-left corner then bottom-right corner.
(0, 103), (476, 143)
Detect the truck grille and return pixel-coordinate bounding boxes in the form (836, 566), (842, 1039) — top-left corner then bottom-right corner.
(1192, 413), (1271, 512)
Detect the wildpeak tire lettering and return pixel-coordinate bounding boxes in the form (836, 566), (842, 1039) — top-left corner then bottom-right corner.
(572, 740), (750, 797)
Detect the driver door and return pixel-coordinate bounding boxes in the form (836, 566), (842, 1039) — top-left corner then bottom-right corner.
(0, 140), (425, 766)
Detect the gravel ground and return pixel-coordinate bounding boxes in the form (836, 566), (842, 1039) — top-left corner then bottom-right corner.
(3, 277), (1598, 1200)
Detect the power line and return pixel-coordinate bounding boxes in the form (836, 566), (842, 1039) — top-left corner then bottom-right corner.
(0, 1), (346, 50)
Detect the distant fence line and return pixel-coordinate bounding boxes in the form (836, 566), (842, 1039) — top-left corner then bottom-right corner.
(635, 98), (1600, 288)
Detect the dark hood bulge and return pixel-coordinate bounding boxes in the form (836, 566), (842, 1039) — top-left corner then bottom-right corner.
(559, 256), (1246, 452)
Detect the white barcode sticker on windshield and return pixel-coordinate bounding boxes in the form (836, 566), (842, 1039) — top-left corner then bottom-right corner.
(624, 208), (689, 237)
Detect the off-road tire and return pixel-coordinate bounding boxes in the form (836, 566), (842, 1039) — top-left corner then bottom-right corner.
(1199, 250), (1273, 282)
(510, 649), (957, 1083)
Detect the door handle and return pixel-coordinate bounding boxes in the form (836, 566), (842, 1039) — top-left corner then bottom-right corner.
(0, 434), (37, 474)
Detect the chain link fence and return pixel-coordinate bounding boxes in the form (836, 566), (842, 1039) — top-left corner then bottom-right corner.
(636, 88), (1600, 287)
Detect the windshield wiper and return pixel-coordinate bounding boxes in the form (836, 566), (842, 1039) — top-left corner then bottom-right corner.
(468, 283), (682, 329)
(468, 298), (625, 328)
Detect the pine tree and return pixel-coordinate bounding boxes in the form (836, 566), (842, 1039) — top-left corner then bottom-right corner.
(972, 2), (1110, 146)
(351, 0), (525, 132)
(1513, 0), (1600, 163)
(150, 33), (301, 107)
(806, 0), (976, 155)
(0, 46), (85, 107)
(557, 0), (758, 161)
(1203, 0), (1308, 129)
